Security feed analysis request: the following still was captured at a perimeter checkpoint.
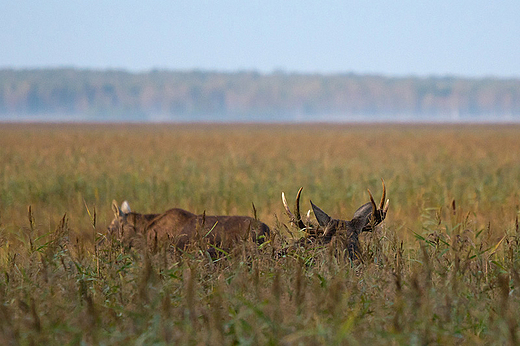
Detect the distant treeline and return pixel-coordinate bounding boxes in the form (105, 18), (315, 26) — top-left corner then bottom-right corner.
(1, 68), (520, 121)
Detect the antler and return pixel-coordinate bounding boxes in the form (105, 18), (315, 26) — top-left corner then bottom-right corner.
(368, 189), (377, 213)
(282, 187), (306, 230)
(381, 179), (389, 213)
(282, 192), (294, 219)
(368, 178), (388, 207)
(380, 179), (386, 209)
(366, 179), (389, 228)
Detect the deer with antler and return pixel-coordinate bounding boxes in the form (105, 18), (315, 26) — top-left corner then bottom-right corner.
(281, 180), (389, 260)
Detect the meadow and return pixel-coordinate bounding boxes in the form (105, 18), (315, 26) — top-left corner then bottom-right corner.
(1, 123), (520, 345)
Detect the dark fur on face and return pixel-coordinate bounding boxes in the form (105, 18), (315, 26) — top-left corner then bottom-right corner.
(282, 180), (389, 260)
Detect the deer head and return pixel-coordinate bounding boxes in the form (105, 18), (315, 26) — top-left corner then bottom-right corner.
(108, 200), (132, 240)
(282, 180), (389, 259)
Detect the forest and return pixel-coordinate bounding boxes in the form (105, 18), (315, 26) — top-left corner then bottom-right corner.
(1, 68), (520, 121)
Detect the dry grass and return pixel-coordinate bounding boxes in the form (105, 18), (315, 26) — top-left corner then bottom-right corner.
(1, 123), (520, 344)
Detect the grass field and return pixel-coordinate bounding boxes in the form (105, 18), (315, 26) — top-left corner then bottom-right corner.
(1, 123), (520, 344)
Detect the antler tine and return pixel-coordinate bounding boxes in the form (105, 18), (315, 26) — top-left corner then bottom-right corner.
(281, 192), (295, 221)
(294, 187), (303, 223)
(282, 188), (306, 230)
(383, 199), (390, 213)
(367, 189), (377, 213)
(379, 178), (386, 209)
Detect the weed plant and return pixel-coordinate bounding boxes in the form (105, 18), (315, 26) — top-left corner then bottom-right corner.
(1, 123), (520, 344)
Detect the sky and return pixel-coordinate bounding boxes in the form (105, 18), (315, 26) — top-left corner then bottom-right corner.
(1, 1), (520, 78)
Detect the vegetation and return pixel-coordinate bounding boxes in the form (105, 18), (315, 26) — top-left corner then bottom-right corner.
(1, 123), (520, 344)
(1, 69), (520, 121)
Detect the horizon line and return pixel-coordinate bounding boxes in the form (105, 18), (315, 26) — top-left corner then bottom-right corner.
(1, 65), (519, 81)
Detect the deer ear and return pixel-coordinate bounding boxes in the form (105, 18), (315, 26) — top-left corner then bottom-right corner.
(310, 201), (331, 227)
(112, 200), (121, 216)
(121, 201), (131, 214)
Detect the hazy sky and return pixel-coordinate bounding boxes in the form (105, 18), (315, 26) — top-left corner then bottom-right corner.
(2, 1), (519, 77)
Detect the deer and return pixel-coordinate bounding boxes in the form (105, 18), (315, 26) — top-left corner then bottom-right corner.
(107, 200), (270, 256)
(281, 180), (389, 260)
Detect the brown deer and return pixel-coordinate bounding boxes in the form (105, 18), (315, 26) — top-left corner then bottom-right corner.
(108, 201), (270, 255)
(281, 180), (389, 260)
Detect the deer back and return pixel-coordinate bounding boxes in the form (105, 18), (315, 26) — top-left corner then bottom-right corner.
(164, 214), (270, 251)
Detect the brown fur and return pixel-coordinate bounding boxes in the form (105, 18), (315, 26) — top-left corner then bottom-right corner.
(282, 181), (389, 260)
(108, 201), (270, 254)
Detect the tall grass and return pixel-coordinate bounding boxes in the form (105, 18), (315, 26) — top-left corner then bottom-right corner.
(1, 123), (520, 344)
